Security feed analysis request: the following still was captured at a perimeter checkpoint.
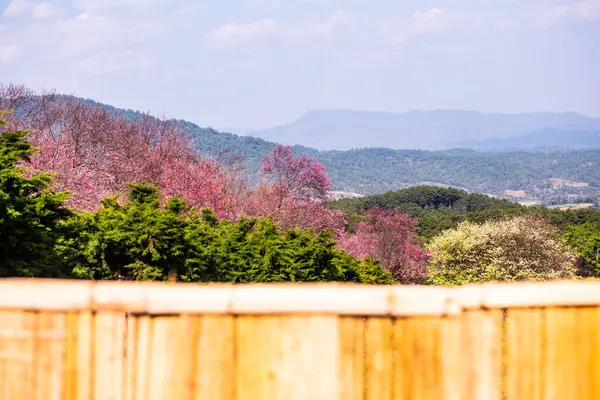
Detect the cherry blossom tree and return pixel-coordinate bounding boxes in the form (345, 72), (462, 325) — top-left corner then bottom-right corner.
(241, 183), (347, 236)
(12, 92), (235, 216)
(261, 144), (331, 205)
(338, 208), (430, 283)
(236, 145), (344, 235)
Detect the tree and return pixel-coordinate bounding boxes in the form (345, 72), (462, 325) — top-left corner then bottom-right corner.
(61, 183), (394, 284)
(237, 145), (344, 236)
(563, 223), (600, 277)
(0, 119), (71, 277)
(16, 94), (236, 217)
(241, 184), (347, 237)
(427, 215), (577, 285)
(261, 144), (331, 204)
(338, 208), (429, 284)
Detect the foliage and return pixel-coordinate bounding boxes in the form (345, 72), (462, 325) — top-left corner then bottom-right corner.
(427, 215), (577, 285)
(338, 208), (430, 284)
(0, 120), (71, 277)
(59, 183), (394, 284)
(563, 223), (600, 277)
(241, 184), (347, 237)
(9, 95), (236, 218)
(237, 145), (345, 237)
(328, 186), (523, 240)
(261, 143), (331, 201)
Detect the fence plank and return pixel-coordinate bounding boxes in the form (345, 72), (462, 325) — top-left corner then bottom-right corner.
(73, 312), (93, 400)
(338, 317), (365, 400)
(440, 315), (463, 400)
(146, 315), (197, 400)
(194, 315), (235, 400)
(32, 311), (67, 400)
(94, 311), (126, 400)
(544, 307), (577, 399)
(123, 315), (137, 400)
(574, 307), (599, 399)
(393, 317), (446, 399)
(592, 307), (600, 400)
(364, 317), (394, 400)
(133, 315), (152, 400)
(0, 311), (38, 400)
(462, 309), (503, 400)
(505, 308), (545, 400)
(236, 315), (339, 400)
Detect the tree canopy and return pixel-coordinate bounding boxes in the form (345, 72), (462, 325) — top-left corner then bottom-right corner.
(0, 120), (71, 277)
(427, 215), (577, 285)
(60, 183), (394, 284)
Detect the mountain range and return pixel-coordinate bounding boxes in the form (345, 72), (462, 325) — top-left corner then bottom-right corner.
(250, 109), (600, 151)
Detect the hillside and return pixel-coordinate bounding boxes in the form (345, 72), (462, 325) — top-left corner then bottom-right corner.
(250, 109), (600, 151)
(459, 128), (600, 150)
(26, 96), (600, 205)
(327, 185), (600, 241)
(327, 186), (525, 239)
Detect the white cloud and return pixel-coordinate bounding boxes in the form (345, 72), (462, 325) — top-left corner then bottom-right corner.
(74, 50), (154, 75)
(73, 0), (166, 13)
(538, 0), (600, 26)
(248, 0), (280, 9)
(0, 2), (183, 74)
(0, 44), (18, 61)
(204, 9), (352, 49)
(314, 9), (351, 39)
(32, 2), (58, 19)
(3, 0), (29, 18)
(383, 8), (480, 43)
(204, 19), (278, 49)
(3, 0), (58, 19)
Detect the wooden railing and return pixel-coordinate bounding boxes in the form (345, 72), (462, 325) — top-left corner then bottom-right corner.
(0, 278), (599, 399)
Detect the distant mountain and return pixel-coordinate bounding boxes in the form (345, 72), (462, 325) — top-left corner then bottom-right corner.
(27, 96), (600, 204)
(250, 109), (600, 151)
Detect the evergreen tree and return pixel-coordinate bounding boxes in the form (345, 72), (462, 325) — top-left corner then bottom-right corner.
(0, 120), (71, 277)
(61, 183), (393, 284)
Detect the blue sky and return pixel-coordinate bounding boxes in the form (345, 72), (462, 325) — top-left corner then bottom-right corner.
(1, 0), (599, 131)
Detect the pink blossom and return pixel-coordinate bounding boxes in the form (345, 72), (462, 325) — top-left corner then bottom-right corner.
(338, 208), (430, 283)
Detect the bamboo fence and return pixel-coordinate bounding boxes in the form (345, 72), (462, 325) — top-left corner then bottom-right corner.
(0, 278), (599, 399)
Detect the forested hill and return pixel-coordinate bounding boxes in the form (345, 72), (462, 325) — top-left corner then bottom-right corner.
(326, 185), (600, 241)
(51, 96), (600, 203)
(327, 185), (521, 216)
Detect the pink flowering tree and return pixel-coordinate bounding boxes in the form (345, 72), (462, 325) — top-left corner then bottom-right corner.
(261, 144), (331, 205)
(242, 184), (347, 237)
(338, 208), (430, 283)
(238, 144), (346, 235)
(18, 94), (235, 217)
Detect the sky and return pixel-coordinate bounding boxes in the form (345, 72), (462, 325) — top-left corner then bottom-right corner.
(1, 0), (599, 132)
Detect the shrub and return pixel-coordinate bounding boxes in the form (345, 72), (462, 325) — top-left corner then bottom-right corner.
(427, 215), (577, 285)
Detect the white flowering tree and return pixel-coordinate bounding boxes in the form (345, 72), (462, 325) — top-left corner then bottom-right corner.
(427, 215), (577, 285)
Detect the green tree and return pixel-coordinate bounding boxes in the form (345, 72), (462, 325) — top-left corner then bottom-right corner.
(427, 215), (577, 285)
(563, 223), (600, 277)
(61, 183), (394, 284)
(0, 120), (71, 277)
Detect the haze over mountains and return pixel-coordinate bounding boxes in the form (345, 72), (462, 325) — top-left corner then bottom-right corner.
(250, 109), (600, 151)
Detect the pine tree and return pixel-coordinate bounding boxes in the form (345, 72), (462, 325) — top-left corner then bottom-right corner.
(0, 119), (71, 277)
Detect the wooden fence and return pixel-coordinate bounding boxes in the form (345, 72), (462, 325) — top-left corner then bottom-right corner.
(0, 278), (599, 399)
